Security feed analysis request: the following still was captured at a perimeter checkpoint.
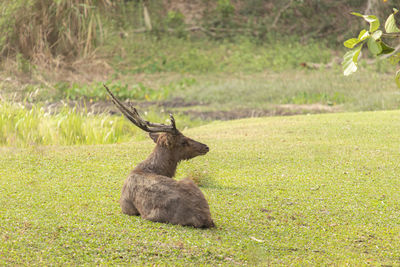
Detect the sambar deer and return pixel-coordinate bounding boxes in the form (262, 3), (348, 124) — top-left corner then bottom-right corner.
(104, 85), (214, 228)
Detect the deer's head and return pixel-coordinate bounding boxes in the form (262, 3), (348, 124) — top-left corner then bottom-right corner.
(104, 84), (209, 162)
(149, 132), (209, 160)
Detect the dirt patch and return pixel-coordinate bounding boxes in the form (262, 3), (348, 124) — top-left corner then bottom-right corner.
(277, 103), (340, 113)
(22, 98), (340, 120)
(182, 104), (340, 120)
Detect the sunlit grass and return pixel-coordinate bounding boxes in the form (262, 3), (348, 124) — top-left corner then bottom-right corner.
(1, 110), (400, 265)
(0, 102), (136, 146)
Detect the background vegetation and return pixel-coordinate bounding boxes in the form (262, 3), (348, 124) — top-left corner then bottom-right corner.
(1, 0), (399, 66)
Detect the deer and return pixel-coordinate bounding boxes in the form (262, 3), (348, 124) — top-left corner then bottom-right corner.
(104, 85), (214, 228)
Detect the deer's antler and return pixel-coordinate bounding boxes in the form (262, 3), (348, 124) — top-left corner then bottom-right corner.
(104, 84), (178, 134)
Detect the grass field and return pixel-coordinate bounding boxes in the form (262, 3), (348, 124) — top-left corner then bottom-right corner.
(169, 68), (399, 113)
(1, 110), (400, 265)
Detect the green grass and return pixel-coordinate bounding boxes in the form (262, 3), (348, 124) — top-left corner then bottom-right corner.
(170, 68), (400, 112)
(1, 110), (400, 265)
(102, 35), (333, 74)
(50, 78), (197, 102)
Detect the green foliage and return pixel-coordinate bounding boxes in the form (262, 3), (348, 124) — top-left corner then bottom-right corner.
(343, 44), (363, 76)
(342, 12), (389, 76)
(16, 53), (35, 73)
(2, 111), (400, 264)
(200, 0), (237, 39)
(216, 0), (235, 18)
(106, 35), (332, 74)
(395, 69), (400, 88)
(0, 0), (388, 66)
(367, 36), (382, 55)
(53, 79), (196, 101)
(56, 82), (150, 101)
(0, 101), (204, 146)
(351, 12), (380, 32)
(384, 9), (400, 33)
(343, 9), (400, 87)
(165, 10), (185, 28)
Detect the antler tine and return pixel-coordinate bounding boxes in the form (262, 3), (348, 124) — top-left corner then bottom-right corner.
(169, 114), (176, 129)
(103, 84), (147, 130)
(104, 84), (178, 134)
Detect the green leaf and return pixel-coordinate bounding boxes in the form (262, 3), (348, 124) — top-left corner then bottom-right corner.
(395, 69), (400, 88)
(342, 44), (363, 76)
(367, 16), (380, 32)
(351, 12), (380, 32)
(344, 38), (361, 48)
(378, 41), (395, 55)
(351, 12), (364, 18)
(371, 30), (382, 40)
(358, 29), (370, 41)
(367, 38), (382, 55)
(389, 53), (400, 65)
(385, 13), (400, 33)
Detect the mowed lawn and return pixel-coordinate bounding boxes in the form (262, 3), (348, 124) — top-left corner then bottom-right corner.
(1, 110), (400, 265)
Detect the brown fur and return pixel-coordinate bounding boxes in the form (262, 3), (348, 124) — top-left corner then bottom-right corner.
(119, 131), (214, 228)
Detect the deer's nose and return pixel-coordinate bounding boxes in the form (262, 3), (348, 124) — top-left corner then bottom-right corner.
(205, 145), (209, 152)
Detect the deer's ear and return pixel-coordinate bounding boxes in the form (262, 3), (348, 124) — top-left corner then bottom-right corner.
(149, 133), (160, 143)
(156, 133), (175, 148)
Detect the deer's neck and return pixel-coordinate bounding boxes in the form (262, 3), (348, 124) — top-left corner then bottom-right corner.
(134, 146), (178, 178)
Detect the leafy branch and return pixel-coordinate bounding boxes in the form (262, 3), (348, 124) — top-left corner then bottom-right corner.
(343, 8), (400, 86)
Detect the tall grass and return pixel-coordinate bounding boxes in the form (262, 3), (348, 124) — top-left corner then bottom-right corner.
(0, 0), (111, 63)
(0, 101), (138, 146)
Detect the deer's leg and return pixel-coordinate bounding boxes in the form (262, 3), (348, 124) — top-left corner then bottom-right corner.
(120, 182), (140, 216)
(120, 198), (140, 216)
(142, 209), (167, 224)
